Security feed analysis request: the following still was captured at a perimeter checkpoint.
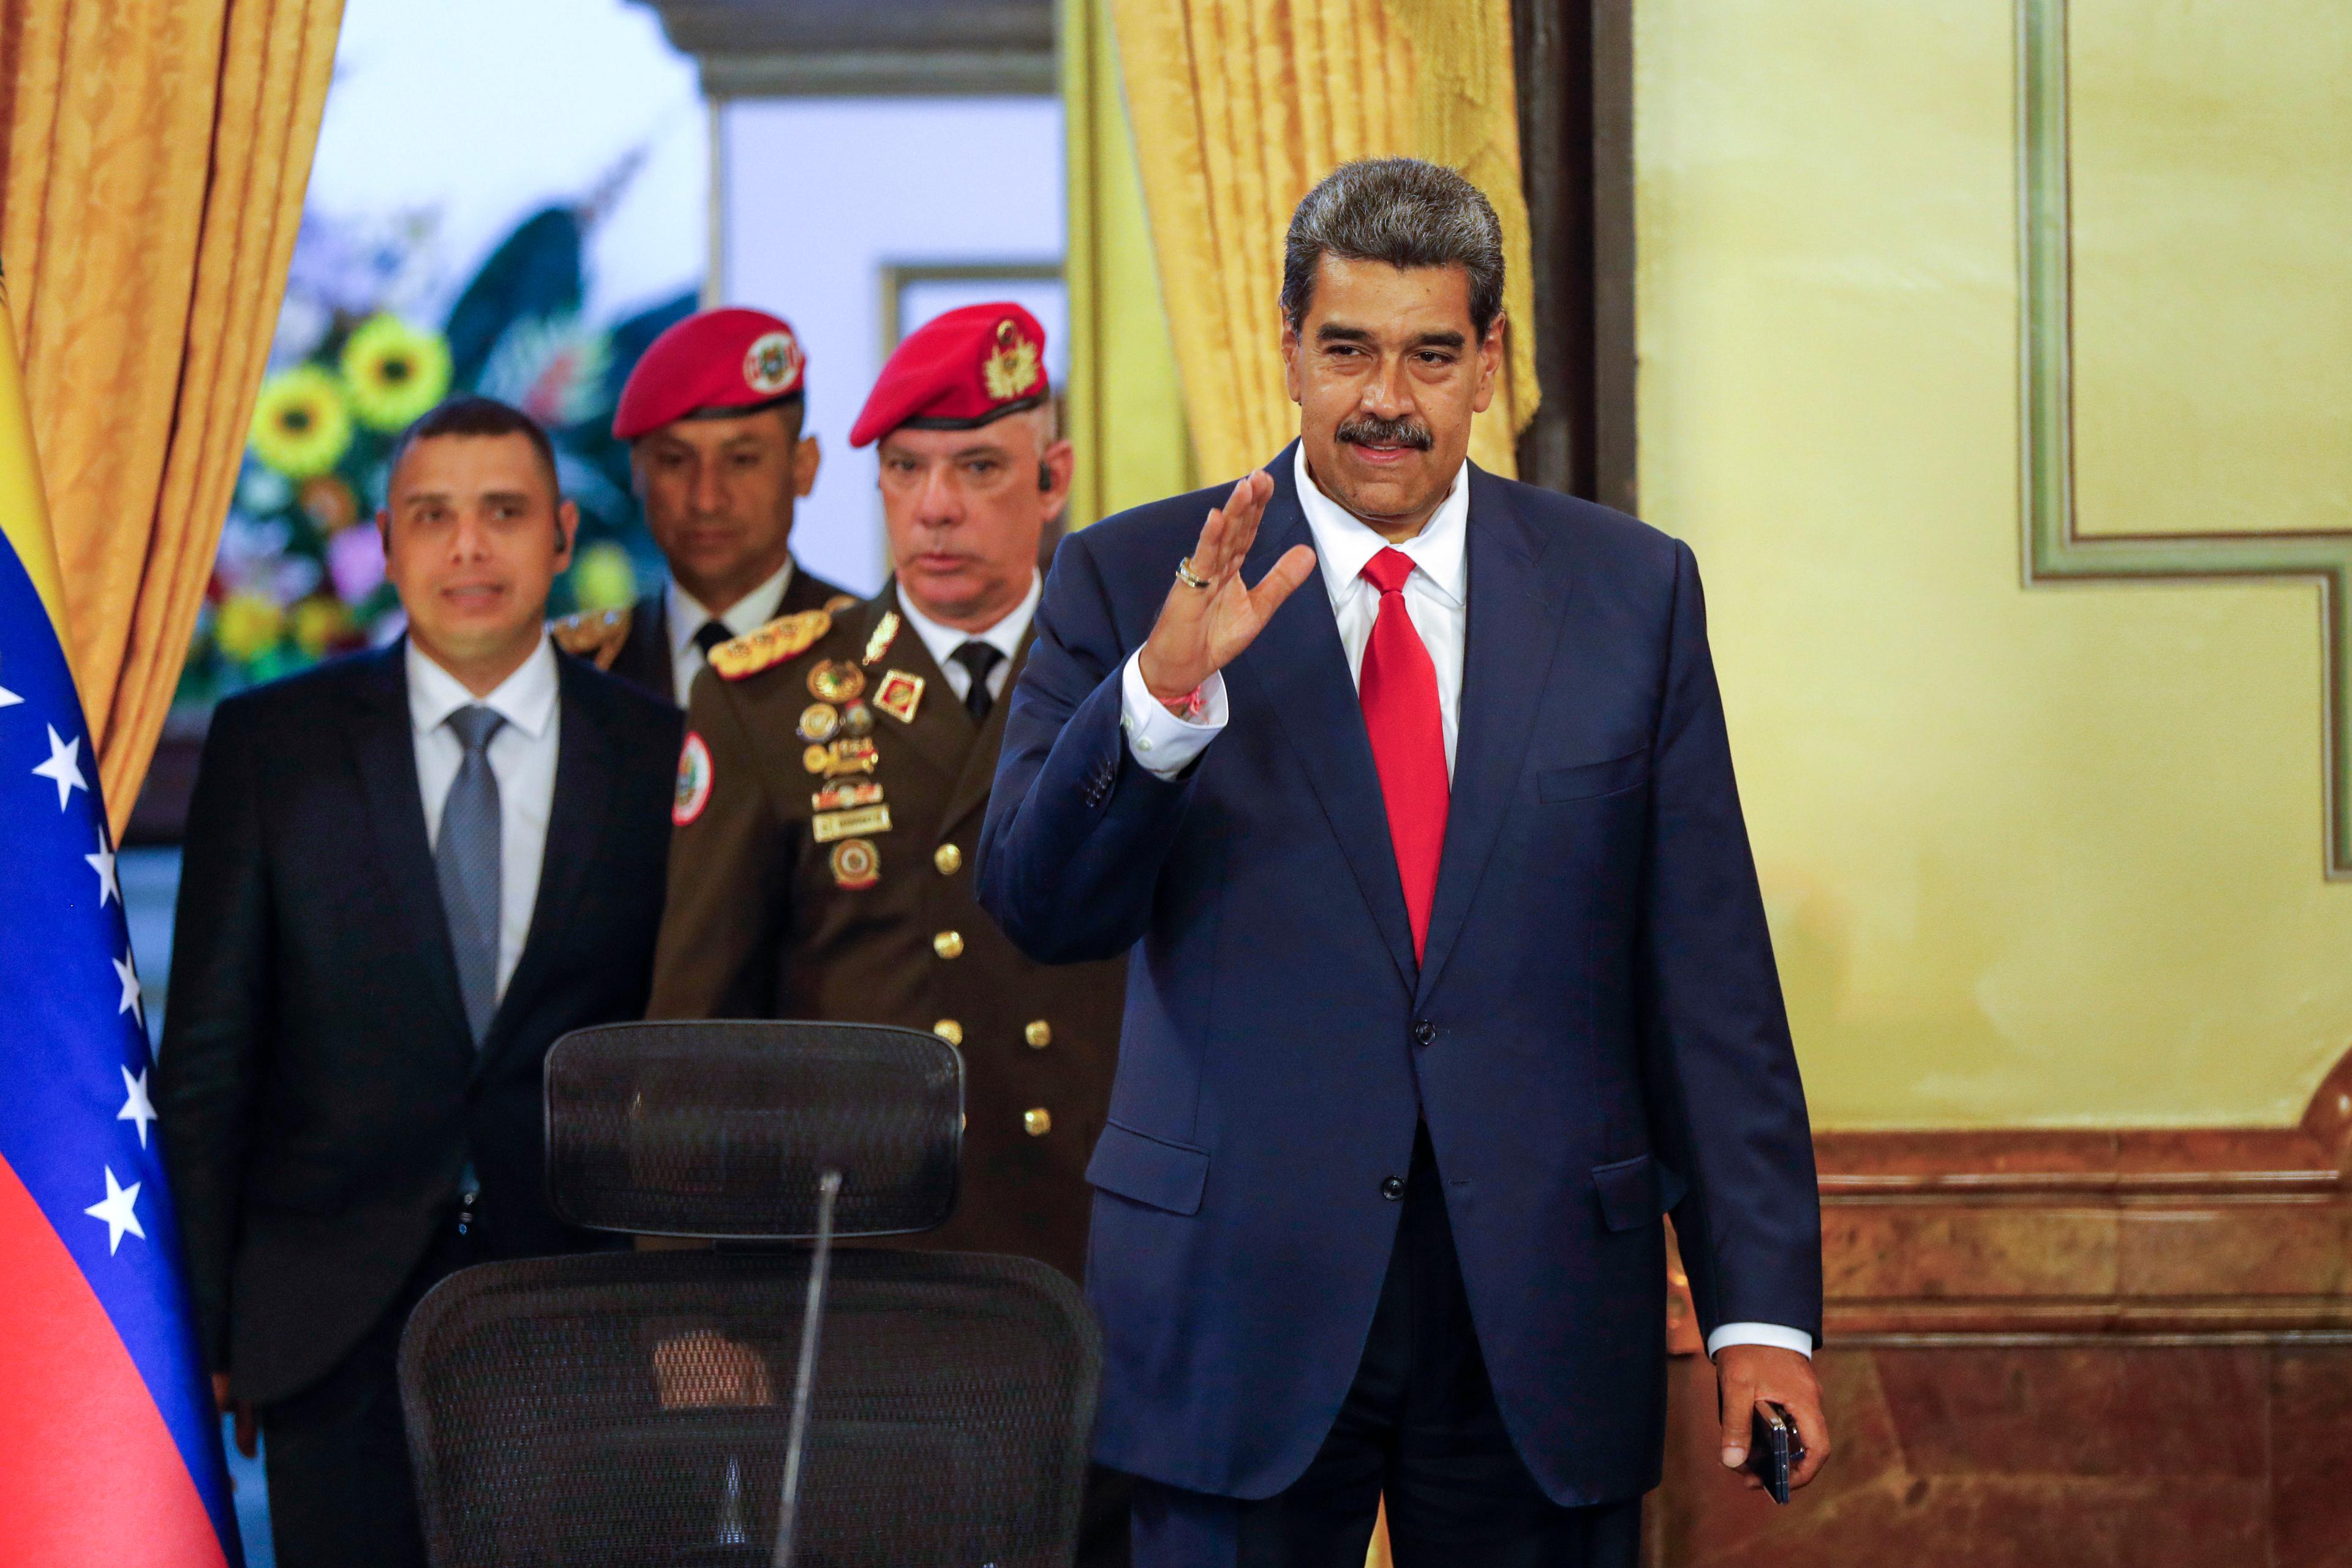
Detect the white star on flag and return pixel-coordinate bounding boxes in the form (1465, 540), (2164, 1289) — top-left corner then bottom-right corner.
(117, 1066), (157, 1148)
(113, 951), (141, 1017)
(32, 723), (86, 811)
(83, 1166), (145, 1254)
(0, 679), (20, 707)
(86, 825), (119, 908)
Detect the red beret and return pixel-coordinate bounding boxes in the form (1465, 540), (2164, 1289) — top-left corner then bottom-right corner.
(849, 302), (1050, 448)
(612, 307), (807, 441)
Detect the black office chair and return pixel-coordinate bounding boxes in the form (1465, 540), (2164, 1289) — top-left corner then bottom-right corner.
(397, 1021), (1102, 1568)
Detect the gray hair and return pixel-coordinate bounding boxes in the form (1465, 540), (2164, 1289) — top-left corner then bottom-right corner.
(1280, 158), (1506, 340)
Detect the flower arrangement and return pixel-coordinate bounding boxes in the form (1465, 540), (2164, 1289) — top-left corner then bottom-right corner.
(175, 198), (693, 707)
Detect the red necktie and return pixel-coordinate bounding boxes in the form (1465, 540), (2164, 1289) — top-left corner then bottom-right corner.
(1357, 548), (1449, 962)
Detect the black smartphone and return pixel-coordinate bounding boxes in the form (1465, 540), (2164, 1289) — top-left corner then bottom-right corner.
(1746, 1402), (1804, 1504)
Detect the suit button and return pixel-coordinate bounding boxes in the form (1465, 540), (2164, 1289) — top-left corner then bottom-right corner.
(933, 929), (965, 960)
(1412, 1019), (1437, 1046)
(932, 1019), (963, 1046)
(1025, 1019), (1053, 1049)
(1380, 1175), (1406, 1200)
(1023, 1107), (1052, 1137)
(933, 843), (962, 875)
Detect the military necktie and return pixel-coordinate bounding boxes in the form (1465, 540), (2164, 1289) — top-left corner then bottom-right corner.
(435, 705), (506, 1043)
(950, 640), (1004, 724)
(1357, 549), (1449, 963)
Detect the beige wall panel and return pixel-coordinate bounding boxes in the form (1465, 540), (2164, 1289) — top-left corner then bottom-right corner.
(1636, 0), (2352, 1128)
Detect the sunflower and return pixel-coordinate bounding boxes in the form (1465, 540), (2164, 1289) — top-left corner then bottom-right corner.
(250, 366), (353, 479)
(341, 314), (452, 431)
(214, 591), (286, 663)
(289, 595), (351, 658)
(570, 541), (638, 614)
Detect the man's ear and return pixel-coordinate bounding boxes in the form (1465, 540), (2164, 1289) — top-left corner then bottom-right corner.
(1280, 308), (1304, 405)
(554, 498), (581, 571)
(1471, 312), (1507, 417)
(794, 435), (823, 499)
(1038, 437), (1076, 526)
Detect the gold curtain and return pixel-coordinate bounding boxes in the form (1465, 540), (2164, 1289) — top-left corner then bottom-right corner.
(1106, 0), (1540, 482)
(0, 0), (343, 836)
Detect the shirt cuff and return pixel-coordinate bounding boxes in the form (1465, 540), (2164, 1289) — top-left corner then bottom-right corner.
(1119, 652), (1228, 779)
(1706, 1322), (1814, 1359)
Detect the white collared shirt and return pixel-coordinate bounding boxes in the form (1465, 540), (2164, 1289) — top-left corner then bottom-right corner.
(897, 571), (1042, 706)
(407, 635), (561, 1002)
(666, 558), (797, 707)
(1112, 448), (1812, 1363)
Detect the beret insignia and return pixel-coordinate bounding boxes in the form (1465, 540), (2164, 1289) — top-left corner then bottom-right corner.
(708, 609), (832, 680)
(981, 318), (1041, 401)
(550, 607), (631, 671)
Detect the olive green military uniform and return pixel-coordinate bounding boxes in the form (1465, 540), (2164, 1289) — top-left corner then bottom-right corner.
(647, 586), (1126, 1283)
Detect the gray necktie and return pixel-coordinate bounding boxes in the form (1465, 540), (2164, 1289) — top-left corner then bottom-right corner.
(435, 705), (506, 1044)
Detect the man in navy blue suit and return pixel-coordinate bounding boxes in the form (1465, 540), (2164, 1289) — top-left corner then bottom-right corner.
(979, 158), (1828, 1566)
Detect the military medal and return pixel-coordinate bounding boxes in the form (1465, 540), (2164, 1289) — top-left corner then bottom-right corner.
(811, 780), (884, 812)
(797, 702), (841, 743)
(838, 699), (875, 737)
(862, 611), (901, 667)
(817, 737), (878, 776)
(808, 660), (864, 704)
(812, 803), (892, 843)
(874, 669), (925, 725)
(829, 837), (880, 890)
(802, 743), (832, 775)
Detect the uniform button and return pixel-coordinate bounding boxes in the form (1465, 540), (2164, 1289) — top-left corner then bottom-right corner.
(933, 929), (965, 960)
(1380, 1175), (1406, 1200)
(932, 1019), (963, 1046)
(1024, 1019), (1052, 1049)
(1023, 1107), (1052, 1137)
(933, 843), (962, 875)
(1412, 1019), (1437, 1047)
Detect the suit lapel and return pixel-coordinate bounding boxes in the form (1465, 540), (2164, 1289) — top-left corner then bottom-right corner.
(939, 626), (1030, 834)
(477, 655), (616, 1074)
(1414, 469), (1573, 1007)
(868, 587), (978, 785)
(346, 643), (475, 1062)
(1230, 448), (1418, 992)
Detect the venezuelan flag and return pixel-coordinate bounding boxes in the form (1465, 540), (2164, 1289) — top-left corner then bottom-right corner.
(0, 274), (242, 1564)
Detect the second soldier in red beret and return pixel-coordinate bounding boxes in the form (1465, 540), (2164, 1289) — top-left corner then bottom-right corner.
(555, 306), (850, 704)
(647, 301), (1133, 1564)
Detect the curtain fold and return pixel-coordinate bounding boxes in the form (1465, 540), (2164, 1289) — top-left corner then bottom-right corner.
(0, 0), (342, 835)
(1107, 0), (1539, 483)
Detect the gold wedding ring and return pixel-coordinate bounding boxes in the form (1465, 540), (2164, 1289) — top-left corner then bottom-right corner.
(1174, 556), (1212, 590)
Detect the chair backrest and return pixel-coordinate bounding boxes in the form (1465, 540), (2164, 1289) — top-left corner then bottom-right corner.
(399, 1020), (1099, 1568)
(545, 1020), (963, 1240)
(399, 1248), (1100, 1568)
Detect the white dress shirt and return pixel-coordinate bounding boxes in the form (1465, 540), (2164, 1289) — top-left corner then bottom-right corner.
(897, 571), (1041, 707)
(407, 636), (560, 1004)
(666, 557), (798, 707)
(1115, 448), (1811, 1362)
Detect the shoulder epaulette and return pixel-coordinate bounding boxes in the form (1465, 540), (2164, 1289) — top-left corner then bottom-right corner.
(551, 607), (631, 671)
(823, 592), (858, 613)
(708, 608), (832, 680)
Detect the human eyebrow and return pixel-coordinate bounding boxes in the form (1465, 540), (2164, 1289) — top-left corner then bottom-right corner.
(1412, 330), (1467, 351)
(1314, 323), (1374, 344)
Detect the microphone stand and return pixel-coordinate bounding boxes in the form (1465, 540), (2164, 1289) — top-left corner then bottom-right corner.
(771, 1169), (842, 1568)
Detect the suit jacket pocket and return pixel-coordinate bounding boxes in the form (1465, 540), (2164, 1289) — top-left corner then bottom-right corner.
(1087, 1120), (1210, 1216)
(1539, 750), (1649, 803)
(1591, 1152), (1662, 1232)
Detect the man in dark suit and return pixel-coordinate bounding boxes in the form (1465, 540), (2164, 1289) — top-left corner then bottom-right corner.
(979, 159), (1829, 1566)
(157, 396), (682, 1568)
(554, 307), (848, 702)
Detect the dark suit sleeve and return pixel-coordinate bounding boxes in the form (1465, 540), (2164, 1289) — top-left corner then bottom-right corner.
(979, 527), (1199, 964)
(1637, 540), (1825, 1343)
(647, 670), (788, 1017)
(156, 698), (275, 1373)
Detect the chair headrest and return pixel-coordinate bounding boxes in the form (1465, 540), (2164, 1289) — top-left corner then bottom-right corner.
(544, 1021), (963, 1240)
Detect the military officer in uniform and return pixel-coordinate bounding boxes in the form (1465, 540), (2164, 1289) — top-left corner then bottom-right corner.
(556, 307), (850, 704)
(647, 302), (1123, 1282)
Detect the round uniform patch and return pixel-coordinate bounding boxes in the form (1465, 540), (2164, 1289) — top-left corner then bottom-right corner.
(744, 330), (802, 394)
(673, 731), (714, 826)
(829, 837), (880, 890)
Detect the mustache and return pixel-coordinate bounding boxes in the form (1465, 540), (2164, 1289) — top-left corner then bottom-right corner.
(1336, 413), (1434, 451)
